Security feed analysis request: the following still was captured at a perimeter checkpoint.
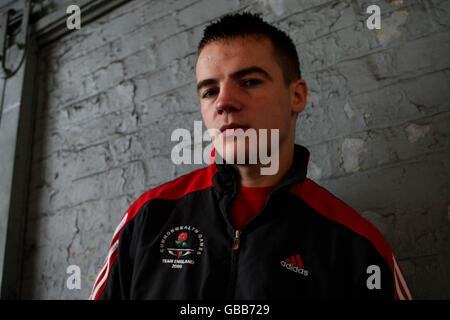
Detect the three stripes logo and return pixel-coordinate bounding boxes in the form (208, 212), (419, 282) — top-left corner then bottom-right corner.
(280, 254), (309, 276)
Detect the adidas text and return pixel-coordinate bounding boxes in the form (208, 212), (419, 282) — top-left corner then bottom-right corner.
(280, 260), (309, 276)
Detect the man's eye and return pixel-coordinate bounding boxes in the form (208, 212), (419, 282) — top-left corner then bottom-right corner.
(202, 89), (218, 98)
(242, 78), (263, 87)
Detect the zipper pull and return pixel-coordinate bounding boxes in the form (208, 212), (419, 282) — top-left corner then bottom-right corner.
(233, 230), (241, 250)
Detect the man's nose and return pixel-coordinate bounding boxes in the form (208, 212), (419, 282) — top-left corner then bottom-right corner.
(215, 82), (242, 115)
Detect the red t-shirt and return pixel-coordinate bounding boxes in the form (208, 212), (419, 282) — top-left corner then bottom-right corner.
(228, 185), (277, 230)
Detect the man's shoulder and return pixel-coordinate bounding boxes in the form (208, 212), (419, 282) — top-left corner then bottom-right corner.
(134, 165), (216, 206)
(289, 178), (414, 300)
(119, 165), (217, 228)
(290, 178), (393, 260)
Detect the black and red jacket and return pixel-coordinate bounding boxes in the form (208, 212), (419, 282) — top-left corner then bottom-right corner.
(89, 144), (412, 300)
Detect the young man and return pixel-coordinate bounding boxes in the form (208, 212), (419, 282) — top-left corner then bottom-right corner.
(90, 13), (412, 300)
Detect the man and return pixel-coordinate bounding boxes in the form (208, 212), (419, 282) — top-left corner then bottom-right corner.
(90, 13), (412, 300)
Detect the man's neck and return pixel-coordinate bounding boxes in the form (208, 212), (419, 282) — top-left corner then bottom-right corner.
(233, 143), (294, 188)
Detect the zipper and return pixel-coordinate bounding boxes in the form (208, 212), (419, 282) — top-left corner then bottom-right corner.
(232, 230), (241, 250)
(228, 229), (242, 299)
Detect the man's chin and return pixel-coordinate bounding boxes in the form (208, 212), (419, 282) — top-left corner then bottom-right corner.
(213, 139), (260, 165)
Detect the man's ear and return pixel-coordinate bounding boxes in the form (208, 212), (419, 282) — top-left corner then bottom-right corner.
(291, 79), (308, 115)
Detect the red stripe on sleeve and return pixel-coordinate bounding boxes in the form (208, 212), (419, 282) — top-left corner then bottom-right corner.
(89, 164), (217, 300)
(290, 178), (411, 299)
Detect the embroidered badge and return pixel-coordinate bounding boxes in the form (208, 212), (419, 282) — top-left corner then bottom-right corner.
(160, 225), (205, 269)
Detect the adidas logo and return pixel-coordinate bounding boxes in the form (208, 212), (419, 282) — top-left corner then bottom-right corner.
(280, 254), (309, 276)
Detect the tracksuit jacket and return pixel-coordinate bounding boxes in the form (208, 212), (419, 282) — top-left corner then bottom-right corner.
(90, 144), (412, 300)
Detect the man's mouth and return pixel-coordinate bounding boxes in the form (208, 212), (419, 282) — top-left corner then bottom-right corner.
(219, 123), (249, 136)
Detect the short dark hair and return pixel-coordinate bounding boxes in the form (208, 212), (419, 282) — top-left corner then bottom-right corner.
(198, 12), (301, 84)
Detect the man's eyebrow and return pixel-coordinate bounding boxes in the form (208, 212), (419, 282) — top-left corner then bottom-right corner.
(196, 66), (273, 94)
(230, 66), (273, 82)
(196, 78), (218, 93)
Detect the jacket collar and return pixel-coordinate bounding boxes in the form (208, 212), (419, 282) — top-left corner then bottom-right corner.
(211, 144), (310, 195)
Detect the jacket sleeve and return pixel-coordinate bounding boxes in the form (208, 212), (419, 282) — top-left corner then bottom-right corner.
(89, 211), (136, 300)
(348, 240), (413, 300)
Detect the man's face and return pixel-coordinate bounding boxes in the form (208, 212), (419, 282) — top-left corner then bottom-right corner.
(196, 36), (305, 165)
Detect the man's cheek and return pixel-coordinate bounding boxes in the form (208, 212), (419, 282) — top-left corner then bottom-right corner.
(201, 109), (216, 125)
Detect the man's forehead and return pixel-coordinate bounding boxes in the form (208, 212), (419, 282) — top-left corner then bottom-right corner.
(196, 37), (275, 76)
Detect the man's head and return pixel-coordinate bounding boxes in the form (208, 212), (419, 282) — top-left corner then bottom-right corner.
(196, 13), (307, 169)
(198, 12), (301, 85)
